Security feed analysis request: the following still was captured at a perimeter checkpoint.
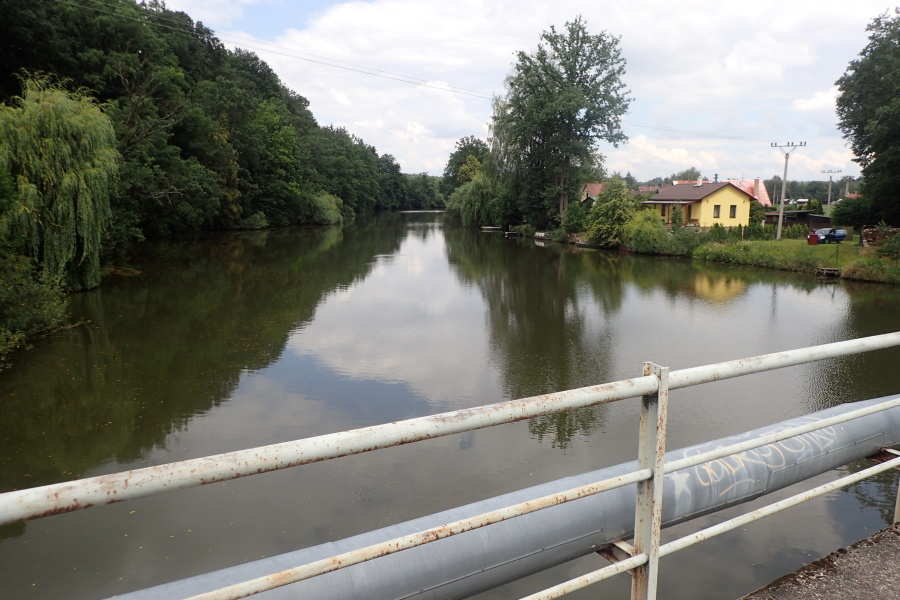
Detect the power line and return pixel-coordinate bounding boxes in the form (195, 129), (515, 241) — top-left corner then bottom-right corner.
(65, 0), (788, 145)
(66, 0), (498, 100)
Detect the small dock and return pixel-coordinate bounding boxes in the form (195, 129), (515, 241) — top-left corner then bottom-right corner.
(738, 524), (900, 600)
(815, 267), (841, 278)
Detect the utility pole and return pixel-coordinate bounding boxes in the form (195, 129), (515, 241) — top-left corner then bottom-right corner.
(822, 169), (841, 206)
(771, 142), (806, 240)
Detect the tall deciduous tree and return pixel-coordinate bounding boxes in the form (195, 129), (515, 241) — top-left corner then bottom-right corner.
(442, 136), (489, 196)
(491, 16), (630, 228)
(836, 9), (900, 225)
(0, 77), (119, 290)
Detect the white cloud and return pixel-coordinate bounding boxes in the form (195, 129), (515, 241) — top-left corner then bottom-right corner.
(163, 0), (884, 180)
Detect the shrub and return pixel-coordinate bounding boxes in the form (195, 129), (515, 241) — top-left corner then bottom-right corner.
(623, 210), (669, 254)
(311, 192), (344, 226)
(562, 199), (589, 234)
(707, 223), (727, 243)
(0, 252), (68, 361)
(585, 179), (638, 247)
(669, 227), (706, 256)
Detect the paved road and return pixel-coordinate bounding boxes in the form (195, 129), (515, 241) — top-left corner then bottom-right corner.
(738, 524), (900, 600)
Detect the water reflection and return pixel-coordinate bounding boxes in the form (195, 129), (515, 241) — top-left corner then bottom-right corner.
(0, 223), (407, 494)
(1, 213), (899, 600)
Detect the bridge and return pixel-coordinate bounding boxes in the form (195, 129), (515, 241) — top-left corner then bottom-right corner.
(1, 333), (899, 600)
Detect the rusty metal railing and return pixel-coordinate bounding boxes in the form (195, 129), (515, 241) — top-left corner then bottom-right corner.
(2, 332), (899, 600)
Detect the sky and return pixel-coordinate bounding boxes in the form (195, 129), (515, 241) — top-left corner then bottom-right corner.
(158, 0), (892, 183)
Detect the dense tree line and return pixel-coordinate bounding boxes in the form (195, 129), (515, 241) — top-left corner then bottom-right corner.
(1, 0), (443, 247)
(0, 0), (445, 358)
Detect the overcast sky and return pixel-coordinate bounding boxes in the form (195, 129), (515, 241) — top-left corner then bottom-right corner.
(159, 0), (890, 183)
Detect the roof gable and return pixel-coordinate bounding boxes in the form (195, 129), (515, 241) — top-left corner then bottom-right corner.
(651, 182), (752, 202)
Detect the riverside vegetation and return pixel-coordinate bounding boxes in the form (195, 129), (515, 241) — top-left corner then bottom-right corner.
(511, 178), (900, 285)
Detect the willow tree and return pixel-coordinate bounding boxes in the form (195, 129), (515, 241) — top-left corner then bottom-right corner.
(492, 16), (630, 228)
(0, 77), (119, 290)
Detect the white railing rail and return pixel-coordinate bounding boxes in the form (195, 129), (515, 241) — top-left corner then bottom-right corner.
(2, 332), (899, 600)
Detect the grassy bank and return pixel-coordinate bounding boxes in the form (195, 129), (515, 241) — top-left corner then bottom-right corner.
(692, 238), (900, 284)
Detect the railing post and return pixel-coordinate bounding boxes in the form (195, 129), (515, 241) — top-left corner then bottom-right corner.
(631, 363), (669, 600)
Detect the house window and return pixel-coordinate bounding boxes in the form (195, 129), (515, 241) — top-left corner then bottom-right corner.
(713, 205), (721, 218)
(729, 205), (737, 218)
(660, 205), (666, 216)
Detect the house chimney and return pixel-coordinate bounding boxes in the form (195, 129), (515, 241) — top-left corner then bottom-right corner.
(754, 178), (761, 200)
(694, 177), (703, 187)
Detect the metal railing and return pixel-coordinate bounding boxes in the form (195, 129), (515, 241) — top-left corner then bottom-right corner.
(2, 333), (900, 600)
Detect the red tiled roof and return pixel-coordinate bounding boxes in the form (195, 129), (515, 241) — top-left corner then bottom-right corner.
(723, 179), (772, 206)
(581, 182), (605, 198)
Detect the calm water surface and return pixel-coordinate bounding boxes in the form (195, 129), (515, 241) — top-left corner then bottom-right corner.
(1, 212), (899, 599)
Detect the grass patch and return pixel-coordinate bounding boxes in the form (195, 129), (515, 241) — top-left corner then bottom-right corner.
(692, 236), (900, 284)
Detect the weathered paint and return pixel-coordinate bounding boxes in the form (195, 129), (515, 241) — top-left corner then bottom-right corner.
(114, 396), (900, 600)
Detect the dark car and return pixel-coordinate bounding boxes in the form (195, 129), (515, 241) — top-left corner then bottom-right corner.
(815, 228), (847, 243)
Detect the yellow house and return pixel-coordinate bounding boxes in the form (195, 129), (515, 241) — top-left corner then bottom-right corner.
(641, 182), (753, 227)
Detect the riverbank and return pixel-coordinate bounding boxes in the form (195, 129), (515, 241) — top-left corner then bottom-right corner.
(533, 229), (900, 285)
(738, 524), (900, 600)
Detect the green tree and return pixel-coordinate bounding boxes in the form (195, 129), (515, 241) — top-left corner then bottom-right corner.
(805, 198), (824, 215)
(491, 16), (630, 227)
(749, 198), (766, 225)
(670, 204), (685, 230)
(585, 178), (637, 247)
(0, 77), (119, 290)
(442, 136), (489, 196)
(670, 167), (702, 182)
(836, 9), (900, 225)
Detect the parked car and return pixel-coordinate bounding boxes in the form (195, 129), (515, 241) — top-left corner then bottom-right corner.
(815, 228), (847, 243)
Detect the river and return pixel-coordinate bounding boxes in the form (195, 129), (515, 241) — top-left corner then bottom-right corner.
(1, 211), (898, 599)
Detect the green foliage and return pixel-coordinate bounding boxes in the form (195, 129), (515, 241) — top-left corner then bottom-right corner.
(670, 204), (685, 230)
(491, 15), (630, 226)
(1, 0), (424, 250)
(670, 167), (701, 182)
(749, 199), (766, 225)
(586, 179), (637, 247)
(669, 227), (707, 256)
(623, 209), (668, 254)
(842, 256), (900, 283)
(0, 77), (119, 290)
(832, 195), (879, 228)
(442, 136), (489, 196)
(693, 241), (821, 271)
(707, 223), (728, 243)
(806, 198), (824, 215)
(0, 252), (68, 361)
(836, 9), (900, 225)
(309, 192), (343, 226)
(446, 173), (500, 228)
(876, 233), (900, 261)
(402, 173), (445, 210)
(561, 199), (589, 234)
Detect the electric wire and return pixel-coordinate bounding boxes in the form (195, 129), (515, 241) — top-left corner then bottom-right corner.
(65, 0), (779, 144)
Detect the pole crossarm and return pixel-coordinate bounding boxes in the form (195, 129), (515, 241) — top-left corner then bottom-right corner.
(771, 142), (806, 240)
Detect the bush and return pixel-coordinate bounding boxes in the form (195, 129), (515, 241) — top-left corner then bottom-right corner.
(562, 199), (589, 234)
(585, 179), (637, 247)
(707, 223), (727, 243)
(310, 192), (344, 226)
(623, 210), (669, 254)
(876, 233), (900, 261)
(669, 227), (707, 256)
(0, 252), (68, 361)
(842, 257), (900, 284)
